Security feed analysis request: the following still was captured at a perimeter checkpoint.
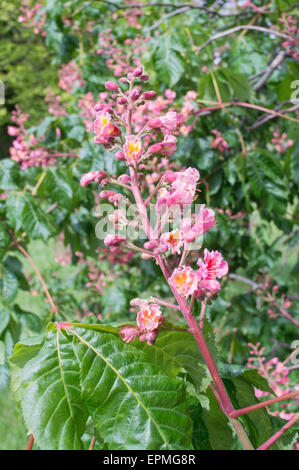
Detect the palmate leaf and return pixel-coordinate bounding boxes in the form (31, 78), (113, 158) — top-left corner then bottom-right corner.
(20, 327), (89, 450)
(70, 326), (193, 450)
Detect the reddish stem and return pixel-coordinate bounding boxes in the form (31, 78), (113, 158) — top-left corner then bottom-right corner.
(16, 243), (58, 315)
(88, 436), (96, 450)
(257, 414), (299, 450)
(26, 433), (34, 450)
(229, 391), (299, 418)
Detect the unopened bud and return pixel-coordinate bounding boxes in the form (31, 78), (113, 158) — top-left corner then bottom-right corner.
(141, 91), (156, 100)
(105, 81), (118, 91)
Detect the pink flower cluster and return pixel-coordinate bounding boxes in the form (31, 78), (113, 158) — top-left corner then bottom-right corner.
(18, 0), (46, 36)
(247, 343), (299, 421)
(58, 61), (84, 94)
(120, 300), (164, 345)
(279, 14), (299, 61)
(96, 28), (148, 77)
(45, 92), (67, 118)
(271, 131), (293, 154)
(211, 130), (228, 153)
(169, 249), (228, 299)
(81, 66), (229, 345)
(8, 105), (74, 169)
(8, 106), (55, 169)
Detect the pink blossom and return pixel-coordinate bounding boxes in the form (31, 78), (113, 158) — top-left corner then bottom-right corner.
(160, 229), (183, 255)
(137, 303), (164, 332)
(169, 266), (197, 298)
(181, 206), (216, 243)
(124, 135), (143, 165)
(196, 249), (228, 296)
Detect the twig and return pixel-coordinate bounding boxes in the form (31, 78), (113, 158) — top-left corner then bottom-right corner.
(144, 6), (191, 32)
(197, 26), (291, 54)
(199, 300), (207, 330)
(229, 391), (299, 418)
(253, 51), (287, 91)
(16, 243), (58, 315)
(257, 414), (299, 450)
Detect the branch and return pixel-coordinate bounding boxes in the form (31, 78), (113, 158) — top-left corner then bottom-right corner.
(257, 414), (299, 450)
(144, 6), (191, 32)
(229, 391), (299, 418)
(253, 50), (287, 91)
(16, 243), (58, 315)
(197, 26), (291, 54)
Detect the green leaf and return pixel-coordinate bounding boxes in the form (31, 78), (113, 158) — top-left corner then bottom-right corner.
(225, 376), (278, 448)
(1, 267), (18, 305)
(13, 304), (43, 333)
(0, 308), (10, 336)
(137, 329), (211, 392)
(202, 387), (234, 450)
(38, 167), (74, 209)
(6, 194), (54, 241)
(0, 159), (20, 190)
(230, 38), (267, 76)
(21, 328), (89, 449)
(9, 337), (44, 406)
(0, 222), (10, 261)
(153, 35), (185, 87)
(71, 327), (193, 450)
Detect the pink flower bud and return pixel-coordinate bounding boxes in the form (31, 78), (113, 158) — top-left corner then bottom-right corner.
(114, 151), (126, 161)
(117, 97), (127, 105)
(99, 190), (115, 199)
(133, 66), (143, 77)
(144, 240), (158, 250)
(148, 143), (163, 154)
(147, 118), (161, 128)
(141, 91), (156, 100)
(120, 77), (127, 84)
(139, 330), (158, 346)
(120, 325), (140, 344)
(118, 174), (130, 184)
(140, 74), (149, 81)
(131, 88), (141, 101)
(105, 81), (118, 91)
